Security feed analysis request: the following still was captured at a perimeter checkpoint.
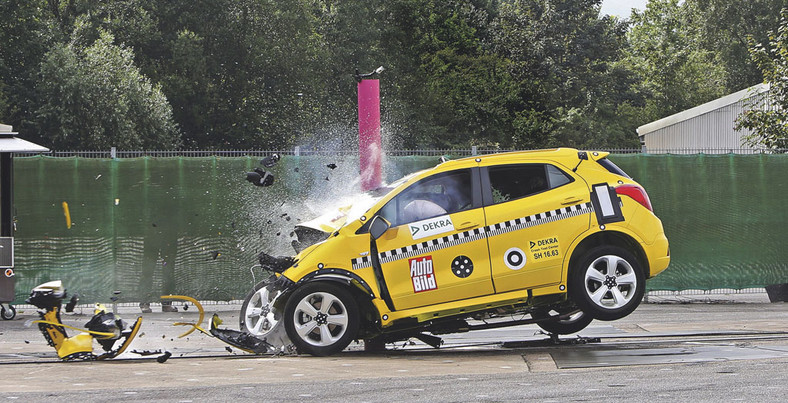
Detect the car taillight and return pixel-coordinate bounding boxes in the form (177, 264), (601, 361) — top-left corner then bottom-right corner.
(615, 184), (653, 212)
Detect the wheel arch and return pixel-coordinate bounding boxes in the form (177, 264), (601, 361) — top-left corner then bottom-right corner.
(295, 268), (381, 336)
(566, 230), (650, 280)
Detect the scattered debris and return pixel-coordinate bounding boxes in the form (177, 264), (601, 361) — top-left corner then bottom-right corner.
(225, 346), (232, 353)
(163, 295), (286, 355)
(156, 351), (172, 363)
(326, 163), (337, 169)
(294, 167), (299, 173)
(261, 154), (280, 168)
(245, 167), (275, 187)
(211, 251), (221, 260)
(65, 294), (79, 313)
(131, 349), (162, 356)
(325, 176), (330, 181)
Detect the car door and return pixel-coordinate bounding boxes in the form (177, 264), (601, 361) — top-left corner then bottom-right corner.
(482, 163), (591, 293)
(372, 168), (494, 310)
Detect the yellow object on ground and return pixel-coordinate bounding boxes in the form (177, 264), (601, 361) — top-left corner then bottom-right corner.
(161, 295), (204, 337)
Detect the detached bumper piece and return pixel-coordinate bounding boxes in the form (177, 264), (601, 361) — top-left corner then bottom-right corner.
(208, 314), (276, 354)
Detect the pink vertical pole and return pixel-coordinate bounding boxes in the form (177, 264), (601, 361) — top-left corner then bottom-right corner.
(358, 79), (382, 191)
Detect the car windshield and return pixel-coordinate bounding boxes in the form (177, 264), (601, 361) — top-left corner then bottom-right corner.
(297, 169), (426, 233)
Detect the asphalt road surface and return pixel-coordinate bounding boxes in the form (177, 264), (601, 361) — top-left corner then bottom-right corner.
(1, 296), (786, 402)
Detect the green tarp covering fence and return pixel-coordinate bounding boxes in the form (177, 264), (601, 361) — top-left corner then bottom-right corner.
(9, 153), (788, 302)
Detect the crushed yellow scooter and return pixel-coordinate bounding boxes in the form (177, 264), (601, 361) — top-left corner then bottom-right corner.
(27, 281), (142, 361)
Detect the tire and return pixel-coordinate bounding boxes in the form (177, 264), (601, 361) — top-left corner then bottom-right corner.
(569, 245), (645, 321)
(240, 277), (283, 337)
(532, 309), (592, 335)
(283, 282), (359, 356)
(1, 305), (16, 320)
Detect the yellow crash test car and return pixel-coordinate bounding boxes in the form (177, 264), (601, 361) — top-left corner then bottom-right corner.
(241, 149), (670, 356)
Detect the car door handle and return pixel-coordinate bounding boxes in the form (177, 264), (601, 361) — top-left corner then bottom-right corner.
(456, 221), (479, 231)
(561, 196), (584, 205)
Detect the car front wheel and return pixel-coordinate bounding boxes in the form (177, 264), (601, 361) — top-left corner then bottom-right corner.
(569, 245), (645, 321)
(240, 278), (283, 337)
(283, 282), (359, 356)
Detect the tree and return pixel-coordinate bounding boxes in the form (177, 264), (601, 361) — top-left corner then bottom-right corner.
(734, 10), (788, 149)
(0, 1), (50, 143)
(624, 0), (727, 123)
(36, 30), (180, 149)
(494, 0), (641, 148)
(684, 0), (786, 92)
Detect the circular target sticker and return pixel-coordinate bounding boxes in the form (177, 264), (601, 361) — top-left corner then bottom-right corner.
(4, 268), (13, 278)
(504, 248), (526, 270)
(451, 255), (474, 278)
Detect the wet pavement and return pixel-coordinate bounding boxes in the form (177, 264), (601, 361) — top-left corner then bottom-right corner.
(0, 295), (786, 401)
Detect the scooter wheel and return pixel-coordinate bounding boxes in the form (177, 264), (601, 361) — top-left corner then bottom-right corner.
(1, 305), (16, 320)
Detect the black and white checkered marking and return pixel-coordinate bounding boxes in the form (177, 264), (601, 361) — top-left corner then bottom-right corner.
(350, 202), (593, 270)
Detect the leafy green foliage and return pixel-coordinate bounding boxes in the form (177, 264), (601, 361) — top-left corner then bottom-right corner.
(0, 0), (783, 150)
(735, 10), (788, 149)
(36, 30), (179, 149)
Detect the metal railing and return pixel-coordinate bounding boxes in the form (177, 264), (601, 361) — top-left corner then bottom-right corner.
(17, 147), (788, 158)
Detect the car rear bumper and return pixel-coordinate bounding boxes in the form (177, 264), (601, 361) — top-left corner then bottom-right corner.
(645, 232), (670, 278)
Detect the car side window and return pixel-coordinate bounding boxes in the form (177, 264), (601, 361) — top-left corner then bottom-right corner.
(488, 164), (572, 204)
(378, 169), (473, 227)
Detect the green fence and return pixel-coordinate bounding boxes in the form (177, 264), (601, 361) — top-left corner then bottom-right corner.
(10, 153), (788, 303)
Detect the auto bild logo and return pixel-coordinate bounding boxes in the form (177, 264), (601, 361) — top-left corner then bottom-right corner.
(409, 256), (438, 293)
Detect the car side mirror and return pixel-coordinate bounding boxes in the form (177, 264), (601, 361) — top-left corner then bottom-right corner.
(369, 216), (391, 240)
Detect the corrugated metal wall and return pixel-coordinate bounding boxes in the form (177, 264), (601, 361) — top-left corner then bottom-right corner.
(643, 99), (754, 153)
(641, 87), (775, 154)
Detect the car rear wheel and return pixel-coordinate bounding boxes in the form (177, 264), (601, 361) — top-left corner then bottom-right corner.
(532, 309), (592, 335)
(569, 245), (645, 321)
(283, 282), (359, 356)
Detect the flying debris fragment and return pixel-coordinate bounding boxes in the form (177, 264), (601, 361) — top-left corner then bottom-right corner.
(245, 168), (274, 187)
(65, 294), (79, 313)
(260, 154), (280, 168)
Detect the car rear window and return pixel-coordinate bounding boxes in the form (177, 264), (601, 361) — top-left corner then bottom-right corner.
(597, 158), (631, 179)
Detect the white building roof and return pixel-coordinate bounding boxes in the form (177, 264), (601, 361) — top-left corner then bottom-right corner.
(637, 83), (770, 136)
(0, 124), (50, 153)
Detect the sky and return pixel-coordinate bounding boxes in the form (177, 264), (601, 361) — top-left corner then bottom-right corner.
(600, 0), (650, 18)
